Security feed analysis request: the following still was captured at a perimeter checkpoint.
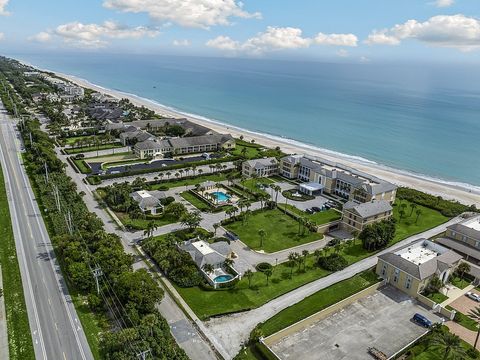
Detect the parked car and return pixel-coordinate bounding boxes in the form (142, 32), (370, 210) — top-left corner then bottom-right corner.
(324, 204), (332, 209)
(412, 313), (432, 328)
(311, 206), (322, 212)
(466, 292), (480, 302)
(306, 208), (314, 214)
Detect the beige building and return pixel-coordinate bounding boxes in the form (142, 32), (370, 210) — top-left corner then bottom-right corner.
(341, 200), (393, 232)
(242, 157), (279, 178)
(376, 239), (462, 297)
(436, 215), (480, 264)
(133, 133), (235, 159)
(130, 190), (165, 215)
(280, 155), (397, 203)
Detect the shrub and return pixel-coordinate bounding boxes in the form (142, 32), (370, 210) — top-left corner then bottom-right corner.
(160, 196), (175, 206)
(467, 347), (479, 359)
(282, 189), (314, 202)
(256, 262), (273, 273)
(212, 237), (230, 244)
(318, 253), (348, 271)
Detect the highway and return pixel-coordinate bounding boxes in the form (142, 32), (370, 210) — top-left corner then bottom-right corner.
(0, 104), (94, 360)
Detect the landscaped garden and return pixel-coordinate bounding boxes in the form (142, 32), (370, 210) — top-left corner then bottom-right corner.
(149, 172), (230, 191)
(238, 177), (277, 196)
(224, 208), (323, 252)
(115, 211), (178, 230)
(278, 203), (342, 224)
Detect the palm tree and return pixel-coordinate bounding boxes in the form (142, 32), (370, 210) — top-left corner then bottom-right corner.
(409, 202), (418, 216)
(213, 223), (220, 236)
(166, 171), (171, 180)
(301, 250), (309, 270)
(143, 220), (158, 239)
(202, 263), (214, 275)
(314, 249), (322, 262)
(457, 262), (471, 279)
(198, 168), (203, 176)
(468, 306), (480, 349)
(258, 229), (266, 248)
(264, 268), (273, 286)
(224, 258), (234, 269)
(244, 269), (254, 288)
(415, 209), (422, 224)
(429, 330), (466, 360)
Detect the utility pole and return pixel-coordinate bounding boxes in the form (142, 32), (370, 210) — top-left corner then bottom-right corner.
(52, 185), (61, 212)
(44, 161), (49, 184)
(92, 267), (103, 295)
(137, 349), (151, 360)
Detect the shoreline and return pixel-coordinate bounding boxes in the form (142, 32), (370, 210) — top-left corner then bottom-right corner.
(31, 64), (480, 207)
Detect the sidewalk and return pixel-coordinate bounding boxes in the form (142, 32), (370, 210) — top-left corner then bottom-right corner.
(0, 266), (9, 360)
(440, 284), (475, 307)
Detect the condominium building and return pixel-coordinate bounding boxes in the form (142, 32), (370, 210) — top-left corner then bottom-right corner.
(280, 155), (397, 203)
(341, 200), (393, 232)
(436, 215), (480, 264)
(242, 157), (279, 178)
(376, 239), (462, 297)
(133, 133), (235, 159)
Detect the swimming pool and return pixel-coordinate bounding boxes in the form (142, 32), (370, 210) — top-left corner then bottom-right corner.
(212, 191), (231, 202)
(214, 274), (234, 283)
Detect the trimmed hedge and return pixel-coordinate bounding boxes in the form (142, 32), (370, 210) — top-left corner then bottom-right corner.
(318, 253), (348, 271)
(256, 262), (273, 273)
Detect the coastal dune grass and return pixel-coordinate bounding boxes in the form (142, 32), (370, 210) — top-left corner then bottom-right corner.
(0, 166), (35, 359)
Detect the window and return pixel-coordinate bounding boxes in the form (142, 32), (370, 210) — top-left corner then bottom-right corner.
(381, 264), (387, 276)
(476, 241), (480, 248)
(393, 269), (400, 283)
(405, 276), (412, 289)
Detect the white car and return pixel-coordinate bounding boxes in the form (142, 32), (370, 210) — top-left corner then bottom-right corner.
(466, 292), (480, 302)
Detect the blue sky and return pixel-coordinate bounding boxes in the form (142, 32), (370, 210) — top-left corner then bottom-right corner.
(1, 0), (480, 62)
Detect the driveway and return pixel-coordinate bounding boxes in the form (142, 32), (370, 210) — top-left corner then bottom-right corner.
(267, 286), (443, 360)
(275, 181), (330, 211)
(449, 288), (480, 315)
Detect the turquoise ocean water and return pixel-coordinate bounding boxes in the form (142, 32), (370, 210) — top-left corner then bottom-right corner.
(11, 53), (480, 188)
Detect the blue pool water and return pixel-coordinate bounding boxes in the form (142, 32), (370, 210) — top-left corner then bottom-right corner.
(214, 275), (234, 283)
(212, 191), (230, 202)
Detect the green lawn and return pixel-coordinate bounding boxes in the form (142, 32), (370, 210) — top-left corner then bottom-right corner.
(278, 204), (341, 225)
(258, 270), (379, 336)
(150, 173), (229, 190)
(225, 209), (323, 253)
(115, 212), (178, 230)
(0, 165), (35, 359)
(65, 143), (124, 154)
(175, 254), (330, 320)
(446, 306), (479, 331)
(230, 144), (262, 159)
(240, 177), (276, 195)
(392, 200), (449, 245)
(181, 191), (212, 211)
(450, 275), (471, 289)
(73, 159), (92, 174)
(426, 292), (448, 303)
(62, 135), (96, 145)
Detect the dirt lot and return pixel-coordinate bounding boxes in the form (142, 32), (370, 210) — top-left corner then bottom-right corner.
(267, 286), (443, 360)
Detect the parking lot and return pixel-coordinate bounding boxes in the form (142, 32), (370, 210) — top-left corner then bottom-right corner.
(449, 288), (480, 314)
(268, 286), (443, 360)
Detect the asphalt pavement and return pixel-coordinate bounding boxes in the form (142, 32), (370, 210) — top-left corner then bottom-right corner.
(0, 105), (94, 360)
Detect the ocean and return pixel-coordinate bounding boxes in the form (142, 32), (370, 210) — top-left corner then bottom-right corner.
(11, 53), (480, 188)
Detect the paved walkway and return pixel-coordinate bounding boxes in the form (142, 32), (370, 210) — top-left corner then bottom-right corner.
(204, 216), (464, 359)
(446, 321), (480, 349)
(440, 284), (475, 307)
(0, 266), (9, 360)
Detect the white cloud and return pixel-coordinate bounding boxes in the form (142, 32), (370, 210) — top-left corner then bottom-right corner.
(336, 49), (349, 57)
(103, 0), (261, 29)
(364, 29), (401, 45)
(359, 56), (371, 63)
(32, 21), (159, 48)
(207, 26), (358, 55)
(0, 33), (4, 41)
(434, 0), (454, 8)
(0, 0), (10, 16)
(315, 33), (358, 47)
(173, 39), (190, 46)
(365, 14), (480, 51)
(28, 32), (52, 43)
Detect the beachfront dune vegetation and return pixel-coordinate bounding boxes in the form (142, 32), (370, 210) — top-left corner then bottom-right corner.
(397, 187), (477, 217)
(20, 118), (188, 359)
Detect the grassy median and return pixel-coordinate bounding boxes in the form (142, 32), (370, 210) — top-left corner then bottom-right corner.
(0, 166), (35, 359)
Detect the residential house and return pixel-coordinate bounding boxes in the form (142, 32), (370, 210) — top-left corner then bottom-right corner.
(341, 200), (393, 232)
(436, 215), (480, 264)
(130, 190), (165, 215)
(178, 239), (238, 288)
(242, 157), (279, 178)
(376, 239), (462, 297)
(280, 155), (397, 203)
(120, 130), (155, 146)
(131, 118), (215, 136)
(134, 139), (172, 159)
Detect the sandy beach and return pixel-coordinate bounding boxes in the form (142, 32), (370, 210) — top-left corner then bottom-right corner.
(56, 71), (480, 207)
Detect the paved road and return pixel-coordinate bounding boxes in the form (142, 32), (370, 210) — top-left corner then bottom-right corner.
(54, 143), (219, 360)
(0, 108), (93, 359)
(204, 216), (464, 359)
